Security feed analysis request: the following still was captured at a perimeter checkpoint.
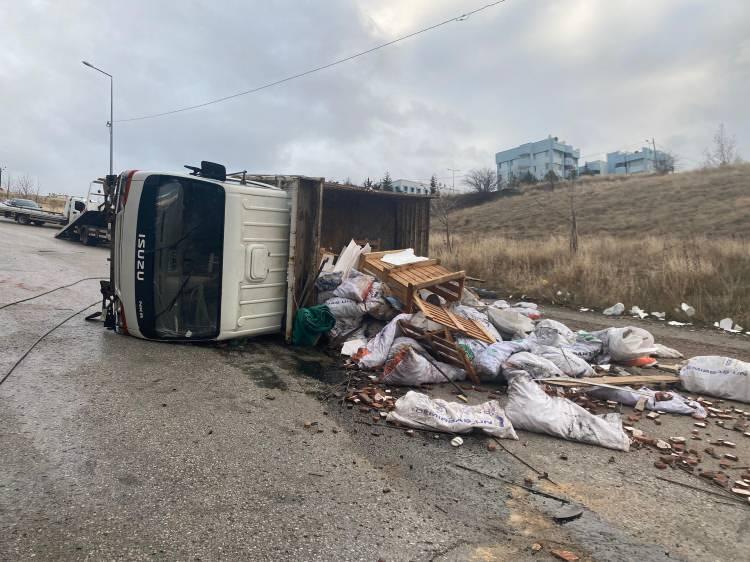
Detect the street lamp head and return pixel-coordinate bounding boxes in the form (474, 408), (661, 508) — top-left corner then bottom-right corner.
(82, 60), (93, 68)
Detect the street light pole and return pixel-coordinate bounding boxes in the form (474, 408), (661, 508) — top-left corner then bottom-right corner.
(82, 61), (113, 175)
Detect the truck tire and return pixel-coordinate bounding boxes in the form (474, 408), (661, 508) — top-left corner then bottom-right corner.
(32, 221), (44, 226)
(80, 227), (97, 246)
(17, 214), (31, 225)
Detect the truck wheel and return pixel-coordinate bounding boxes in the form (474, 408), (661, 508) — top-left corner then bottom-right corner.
(81, 228), (97, 246)
(32, 221), (44, 226)
(17, 215), (30, 225)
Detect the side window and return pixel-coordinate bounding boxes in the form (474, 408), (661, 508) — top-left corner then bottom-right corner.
(74, 201), (86, 212)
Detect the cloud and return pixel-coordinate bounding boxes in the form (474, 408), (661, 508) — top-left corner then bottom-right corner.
(0, 0), (748, 195)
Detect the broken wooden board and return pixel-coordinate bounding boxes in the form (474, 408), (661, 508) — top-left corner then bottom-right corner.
(540, 374), (680, 388)
(413, 297), (496, 344)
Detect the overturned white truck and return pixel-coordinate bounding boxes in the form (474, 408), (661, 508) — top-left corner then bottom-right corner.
(100, 162), (431, 342)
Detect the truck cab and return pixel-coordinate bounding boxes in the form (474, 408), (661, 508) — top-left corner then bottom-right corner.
(112, 166), (291, 341)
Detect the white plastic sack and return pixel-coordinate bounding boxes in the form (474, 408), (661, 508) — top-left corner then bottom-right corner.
(353, 313), (411, 369)
(387, 391), (518, 439)
(603, 302), (625, 316)
(680, 356), (750, 403)
(590, 386), (706, 417)
(507, 307), (543, 320)
(535, 319), (576, 347)
(454, 305), (501, 342)
(325, 297), (366, 339)
(460, 288), (487, 311)
(316, 290), (336, 304)
(381, 347), (466, 386)
(315, 271), (343, 292)
(652, 343), (684, 359)
(475, 341), (531, 380)
(456, 336), (489, 365)
(333, 270), (375, 302)
(364, 281), (396, 320)
(503, 352), (564, 379)
(531, 345), (595, 378)
(567, 339), (604, 364)
(505, 376), (630, 451)
(491, 300), (510, 309)
(487, 308), (534, 339)
(385, 337), (427, 362)
(606, 327), (657, 362)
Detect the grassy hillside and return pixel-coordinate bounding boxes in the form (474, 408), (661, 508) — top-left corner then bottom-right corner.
(445, 164), (750, 239)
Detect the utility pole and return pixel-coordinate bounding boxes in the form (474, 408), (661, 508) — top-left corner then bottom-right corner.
(446, 168), (461, 194)
(648, 137), (657, 171)
(0, 165), (4, 192)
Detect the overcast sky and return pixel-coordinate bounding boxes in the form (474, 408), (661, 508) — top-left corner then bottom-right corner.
(1, 0), (748, 195)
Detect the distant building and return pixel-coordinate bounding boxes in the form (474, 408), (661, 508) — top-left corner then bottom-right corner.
(391, 179), (431, 195)
(607, 147), (670, 175)
(578, 160), (608, 176)
(495, 136), (580, 183)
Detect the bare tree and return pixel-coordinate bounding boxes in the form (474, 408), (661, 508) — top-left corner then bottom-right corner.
(704, 123), (741, 167)
(463, 167), (498, 194)
(543, 169), (559, 191)
(15, 174), (36, 198)
(432, 188), (458, 252)
(654, 150), (677, 174)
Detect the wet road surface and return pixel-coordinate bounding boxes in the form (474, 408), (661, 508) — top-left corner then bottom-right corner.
(1, 220), (749, 561)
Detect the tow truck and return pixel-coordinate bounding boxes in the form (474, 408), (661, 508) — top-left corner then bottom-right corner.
(0, 198), (66, 226)
(56, 179), (109, 245)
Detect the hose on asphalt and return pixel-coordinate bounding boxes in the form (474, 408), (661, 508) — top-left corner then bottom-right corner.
(0, 277), (108, 311)
(0, 300), (100, 387)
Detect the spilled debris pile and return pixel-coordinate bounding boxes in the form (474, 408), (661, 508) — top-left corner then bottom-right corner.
(294, 241), (750, 501)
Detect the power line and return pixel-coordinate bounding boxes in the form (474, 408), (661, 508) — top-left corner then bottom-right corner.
(0, 277), (107, 311)
(0, 301), (100, 387)
(117, 1), (506, 123)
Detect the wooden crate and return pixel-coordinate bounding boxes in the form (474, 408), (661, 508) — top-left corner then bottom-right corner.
(398, 320), (480, 385)
(359, 251), (465, 311)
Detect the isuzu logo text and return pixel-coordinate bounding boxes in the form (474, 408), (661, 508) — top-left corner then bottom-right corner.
(136, 233), (146, 281)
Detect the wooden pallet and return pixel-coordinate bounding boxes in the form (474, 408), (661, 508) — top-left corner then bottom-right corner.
(412, 296), (496, 344)
(359, 250), (465, 311)
(398, 320), (480, 385)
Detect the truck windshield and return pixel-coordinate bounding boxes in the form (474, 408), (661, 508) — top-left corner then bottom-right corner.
(136, 175), (225, 339)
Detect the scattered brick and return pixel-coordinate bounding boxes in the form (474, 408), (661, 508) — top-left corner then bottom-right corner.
(551, 550), (580, 562)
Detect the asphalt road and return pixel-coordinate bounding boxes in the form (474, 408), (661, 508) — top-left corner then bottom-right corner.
(1, 219), (750, 561)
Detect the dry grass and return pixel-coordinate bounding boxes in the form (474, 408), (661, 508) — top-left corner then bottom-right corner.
(447, 164), (750, 239)
(432, 235), (750, 329)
